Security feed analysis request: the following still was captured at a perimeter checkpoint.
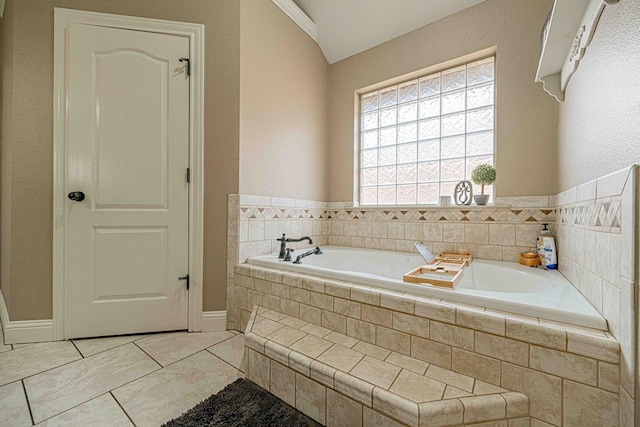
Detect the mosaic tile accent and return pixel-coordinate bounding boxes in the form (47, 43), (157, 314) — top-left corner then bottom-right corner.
(555, 200), (622, 230)
(239, 207), (554, 223)
(239, 207), (327, 221)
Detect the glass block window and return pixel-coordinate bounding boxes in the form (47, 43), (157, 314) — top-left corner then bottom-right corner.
(359, 57), (495, 205)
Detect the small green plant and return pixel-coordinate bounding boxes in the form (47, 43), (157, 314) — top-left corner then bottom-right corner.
(471, 163), (496, 195)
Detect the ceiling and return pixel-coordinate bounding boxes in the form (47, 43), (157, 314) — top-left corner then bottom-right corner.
(292, 0), (486, 64)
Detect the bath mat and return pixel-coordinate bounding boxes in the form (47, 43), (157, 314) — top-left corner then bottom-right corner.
(162, 378), (322, 427)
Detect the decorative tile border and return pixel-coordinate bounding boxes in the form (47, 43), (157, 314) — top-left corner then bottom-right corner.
(555, 199), (621, 230)
(239, 206), (555, 223)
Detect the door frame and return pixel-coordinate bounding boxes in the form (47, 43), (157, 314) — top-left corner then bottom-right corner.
(53, 8), (205, 340)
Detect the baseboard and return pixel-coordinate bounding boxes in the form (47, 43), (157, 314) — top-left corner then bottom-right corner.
(201, 310), (227, 332)
(0, 290), (9, 340)
(0, 292), (53, 344)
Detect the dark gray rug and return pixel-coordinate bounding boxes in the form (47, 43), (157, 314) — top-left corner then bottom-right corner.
(162, 378), (322, 427)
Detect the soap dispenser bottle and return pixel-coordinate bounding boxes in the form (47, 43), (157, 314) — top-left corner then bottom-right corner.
(536, 223), (557, 269)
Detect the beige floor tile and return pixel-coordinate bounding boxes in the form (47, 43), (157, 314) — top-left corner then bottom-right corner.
(73, 334), (148, 357)
(36, 393), (133, 427)
(11, 344), (35, 349)
(207, 334), (245, 371)
(0, 381), (32, 427)
(0, 342), (81, 387)
(317, 344), (365, 372)
(25, 343), (159, 423)
(289, 335), (333, 359)
(135, 331), (234, 366)
(350, 356), (401, 389)
(0, 327), (11, 353)
(390, 369), (446, 403)
(113, 351), (241, 427)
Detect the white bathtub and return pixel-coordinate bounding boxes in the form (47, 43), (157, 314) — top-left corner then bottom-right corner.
(247, 246), (607, 330)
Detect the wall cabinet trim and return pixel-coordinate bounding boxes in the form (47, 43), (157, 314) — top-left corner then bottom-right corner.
(535, 0), (619, 102)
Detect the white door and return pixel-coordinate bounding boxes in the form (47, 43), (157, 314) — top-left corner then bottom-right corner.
(64, 23), (190, 338)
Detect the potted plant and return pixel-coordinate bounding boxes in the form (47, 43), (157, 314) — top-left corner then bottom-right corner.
(471, 163), (495, 205)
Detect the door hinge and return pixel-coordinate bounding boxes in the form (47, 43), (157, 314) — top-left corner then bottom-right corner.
(179, 58), (190, 77)
(186, 167), (191, 183)
(179, 274), (189, 290)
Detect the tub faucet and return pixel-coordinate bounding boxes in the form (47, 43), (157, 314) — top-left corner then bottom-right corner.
(277, 234), (314, 259)
(293, 247), (323, 264)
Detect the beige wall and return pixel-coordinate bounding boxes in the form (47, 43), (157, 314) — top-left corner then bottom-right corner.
(327, 0), (557, 202)
(0, 0), (14, 314)
(239, 0), (328, 201)
(0, 0), (240, 320)
(557, 1), (640, 192)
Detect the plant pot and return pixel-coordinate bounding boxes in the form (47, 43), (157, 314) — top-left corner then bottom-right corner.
(474, 194), (490, 205)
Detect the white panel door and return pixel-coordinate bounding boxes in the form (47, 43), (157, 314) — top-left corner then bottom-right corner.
(65, 23), (190, 338)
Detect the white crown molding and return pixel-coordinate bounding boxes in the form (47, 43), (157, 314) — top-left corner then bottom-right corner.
(271, 0), (317, 42)
(202, 311), (227, 332)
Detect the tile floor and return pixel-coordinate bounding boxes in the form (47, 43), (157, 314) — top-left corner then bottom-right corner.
(0, 326), (246, 426)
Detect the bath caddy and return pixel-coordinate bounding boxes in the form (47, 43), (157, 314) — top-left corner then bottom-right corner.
(403, 252), (472, 288)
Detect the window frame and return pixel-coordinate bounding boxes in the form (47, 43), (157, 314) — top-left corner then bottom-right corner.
(355, 53), (497, 207)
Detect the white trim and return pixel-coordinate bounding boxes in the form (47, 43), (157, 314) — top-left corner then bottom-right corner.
(271, 0), (318, 42)
(4, 320), (54, 345)
(0, 290), (53, 344)
(53, 8), (205, 340)
(0, 290), (9, 339)
(536, 0), (616, 102)
(201, 311), (228, 332)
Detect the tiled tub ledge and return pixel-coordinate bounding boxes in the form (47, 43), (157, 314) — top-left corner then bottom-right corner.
(234, 264), (622, 426)
(244, 306), (530, 427)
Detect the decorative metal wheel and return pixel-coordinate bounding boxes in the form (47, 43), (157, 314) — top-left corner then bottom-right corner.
(453, 180), (473, 206)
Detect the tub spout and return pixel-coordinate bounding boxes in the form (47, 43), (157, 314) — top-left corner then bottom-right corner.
(415, 241), (436, 264)
(293, 246), (323, 264)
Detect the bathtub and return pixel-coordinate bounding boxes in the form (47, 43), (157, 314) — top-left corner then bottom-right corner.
(247, 246), (607, 330)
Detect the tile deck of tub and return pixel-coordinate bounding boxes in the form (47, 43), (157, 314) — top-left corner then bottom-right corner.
(245, 306), (530, 426)
(236, 264), (622, 426)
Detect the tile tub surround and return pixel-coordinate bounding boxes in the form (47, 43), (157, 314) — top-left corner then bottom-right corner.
(226, 194), (554, 329)
(226, 194), (330, 329)
(553, 165), (637, 426)
(235, 264), (621, 426)
(244, 306), (530, 426)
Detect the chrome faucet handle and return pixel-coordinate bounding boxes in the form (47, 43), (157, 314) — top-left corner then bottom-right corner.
(284, 248), (294, 262)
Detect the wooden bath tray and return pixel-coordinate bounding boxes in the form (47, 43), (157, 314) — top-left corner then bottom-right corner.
(436, 252), (473, 266)
(403, 261), (464, 288)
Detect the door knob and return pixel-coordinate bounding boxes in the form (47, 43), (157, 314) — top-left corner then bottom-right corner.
(68, 191), (85, 202)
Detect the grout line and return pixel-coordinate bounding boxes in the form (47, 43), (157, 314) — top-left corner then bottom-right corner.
(207, 352), (244, 374)
(69, 340), (84, 358)
(111, 391), (137, 427)
(21, 379), (35, 426)
(132, 342), (163, 369)
(133, 331), (239, 370)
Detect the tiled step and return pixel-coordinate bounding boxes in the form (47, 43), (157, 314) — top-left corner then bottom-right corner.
(244, 306), (529, 427)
